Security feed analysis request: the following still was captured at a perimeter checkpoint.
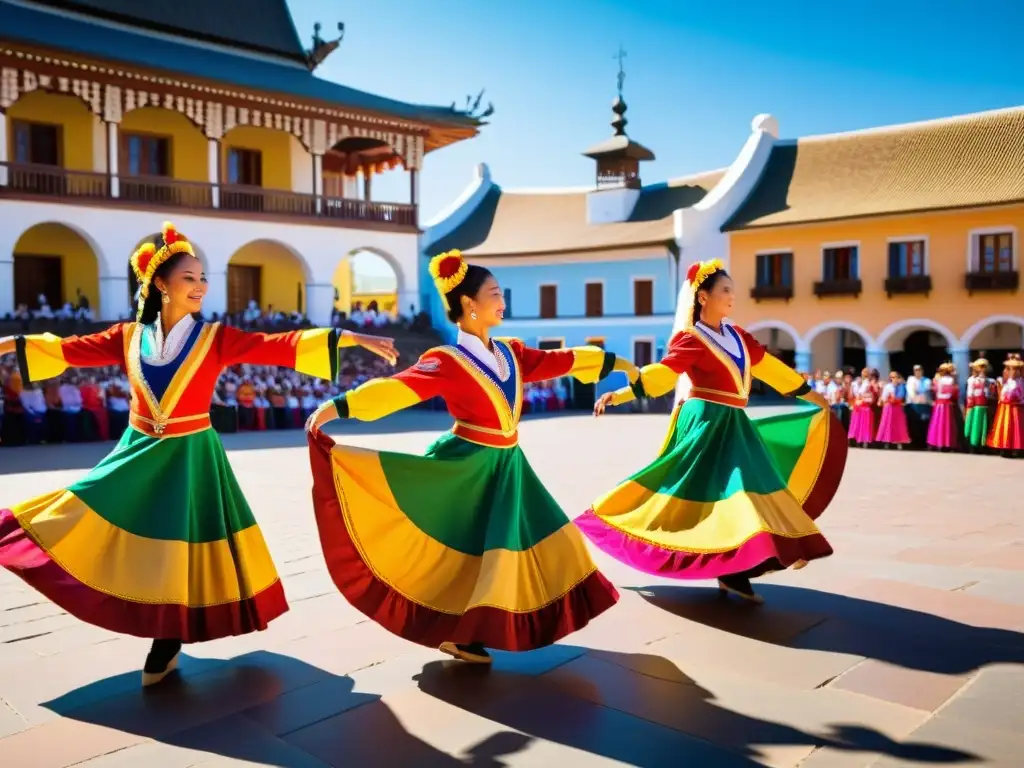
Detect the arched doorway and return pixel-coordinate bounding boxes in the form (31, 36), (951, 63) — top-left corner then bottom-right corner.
(227, 240), (310, 319)
(13, 223), (100, 318)
(877, 320), (957, 377)
(962, 316), (1024, 372)
(333, 248), (404, 325)
(805, 322), (873, 375)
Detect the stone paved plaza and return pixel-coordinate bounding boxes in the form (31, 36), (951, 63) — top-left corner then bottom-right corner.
(1, 410), (1023, 767)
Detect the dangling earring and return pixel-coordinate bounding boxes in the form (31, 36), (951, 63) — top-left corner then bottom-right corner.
(470, 311), (478, 320)
(161, 292), (170, 305)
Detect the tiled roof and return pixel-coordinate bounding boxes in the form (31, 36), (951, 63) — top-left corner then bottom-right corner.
(725, 106), (1024, 230)
(0, 1), (478, 130)
(31, 0), (307, 62)
(429, 170), (725, 258)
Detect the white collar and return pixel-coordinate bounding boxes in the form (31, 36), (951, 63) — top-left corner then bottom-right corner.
(143, 314), (197, 366)
(696, 320), (740, 356)
(457, 330), (503, 378)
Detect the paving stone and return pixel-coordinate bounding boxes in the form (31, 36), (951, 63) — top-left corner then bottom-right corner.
(933, 664), (1024, 735)
(828, 659), (970, 712)
(869, 714), (1024, 767)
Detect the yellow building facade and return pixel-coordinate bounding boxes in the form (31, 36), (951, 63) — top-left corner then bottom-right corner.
(724, 107), (1024, 378)
(0, 1), (480, 321)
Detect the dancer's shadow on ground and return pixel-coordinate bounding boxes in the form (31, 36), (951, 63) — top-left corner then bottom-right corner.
(631, 583), (1024, 674)
(414, 648), (973, 767)
(42, 650), (531, 766)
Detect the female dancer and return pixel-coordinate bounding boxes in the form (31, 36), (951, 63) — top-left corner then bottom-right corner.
(0, 222), (396, 686)
(964, 358), (993, 453)
(847, 369), (873, 447)
(875, 371), (911, 448)
(826, 370), (850, 431)
(576, 259), (847, 604)
(305, 249), (628, 663)
(988, 354), (1023, 458)
(927, 363), (962, 452)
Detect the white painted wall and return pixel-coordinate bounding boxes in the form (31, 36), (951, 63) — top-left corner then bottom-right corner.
(0, 199), (420, 323)
(586, 186), (640, 224)
(91, 114), (107, 173)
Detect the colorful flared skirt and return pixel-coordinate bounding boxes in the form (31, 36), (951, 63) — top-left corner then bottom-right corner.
(926, 402), (963, 449)
(847, 404), (876, 444)
(0, 428), (286, 642)
(964, 405), (991, 448)
(876, 403), (911, 444)
(308, 429), (618, 651)
(987, 403), (1024, 451)
(575, 400), (845, 580)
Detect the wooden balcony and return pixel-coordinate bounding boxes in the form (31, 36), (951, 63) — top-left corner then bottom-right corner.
(884, 275), (932, 297)
(0, 162), (417, 229)
(750, 284), (793, 302)
(813, 278), (862, 298)
(964, 270), (1019, 294)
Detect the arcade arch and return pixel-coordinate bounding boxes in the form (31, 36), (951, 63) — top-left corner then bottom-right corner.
(226, 240), (311, 317)
(13, 223), (101, 318)
(804, 321), (874, 374)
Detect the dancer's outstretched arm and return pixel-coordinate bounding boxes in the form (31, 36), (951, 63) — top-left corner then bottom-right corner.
(307, 349), (446, 432)
(219, 326), (396, 380)
(0, 325), (132, 384)
(732, 326), (828, 409)
(500, 338), (637, 385)
(594, 331), (702, 415)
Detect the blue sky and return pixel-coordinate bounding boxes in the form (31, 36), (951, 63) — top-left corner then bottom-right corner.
(288, 0), (1024, 276)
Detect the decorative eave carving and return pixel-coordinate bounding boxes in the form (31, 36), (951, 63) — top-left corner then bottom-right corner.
(305, 22), (344, 72)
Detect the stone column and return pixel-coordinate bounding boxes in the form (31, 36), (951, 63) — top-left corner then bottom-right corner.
(98, 275), (131, 321)
(951, 347), (971, 392)
(107, 121), (120, 197)
(204, 271), (228, 319)
(0, 111), (9, 186)
(866, 347), (890, 378)
(0, 257), (13, 317)
(305, 282), (335, 326)
(794, 350), (812, 374)
(208, 139), (220, 208)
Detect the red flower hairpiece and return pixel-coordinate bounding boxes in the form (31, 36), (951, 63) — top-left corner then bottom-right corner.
(162, 221), (179, 245)
(685, 262), (700, 284)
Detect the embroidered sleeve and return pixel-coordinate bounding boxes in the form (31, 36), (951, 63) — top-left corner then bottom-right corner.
(15, 324), (130, 384)
(334, 350), (446, 422)
(608, 331), (703, 406)
(733, 325), (810, 398)
(501, 338), (635, 384)
(218, 326), (354, 381)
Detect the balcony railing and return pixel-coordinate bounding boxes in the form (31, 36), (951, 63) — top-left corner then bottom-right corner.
(750, 284), (793, 301)
(0, 162), (417, 229)
(964, 270), (1019, 294)
(813, 278), (862, 298)
(884, 275), (932, 297)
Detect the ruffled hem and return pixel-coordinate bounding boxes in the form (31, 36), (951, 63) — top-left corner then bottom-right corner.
(309, 430), (619, 651)
(574, 510), (833, 580)
(0, 508), (288, 642)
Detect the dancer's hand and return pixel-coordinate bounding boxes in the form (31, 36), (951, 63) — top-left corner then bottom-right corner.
(0, 337), (14, 358)
(802, 390), (829, 410)
(306, 401), (339, 433)
(345, 332), (398, 366)
(594, 392), (615, 417)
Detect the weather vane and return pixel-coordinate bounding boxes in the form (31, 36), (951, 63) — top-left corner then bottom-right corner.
(613, 45), (627, 96)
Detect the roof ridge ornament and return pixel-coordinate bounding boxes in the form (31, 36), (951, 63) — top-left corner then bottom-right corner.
(306, 21), (345, 72)
(448, 88), (494, 123)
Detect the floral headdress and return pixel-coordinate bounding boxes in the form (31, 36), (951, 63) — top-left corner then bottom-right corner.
(681, 258), (725, 328)
(429, 249), (469, 312)
(1005, 353), (1023, 369)
(970, 358), (990, 371)
(129, 221), (197, 320)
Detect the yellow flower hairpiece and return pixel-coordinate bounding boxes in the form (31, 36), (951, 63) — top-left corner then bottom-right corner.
(686, 258), (725, 290)
(429, 249), (469, 310)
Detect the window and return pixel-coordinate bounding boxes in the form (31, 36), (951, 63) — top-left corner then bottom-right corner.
(228, 264), (262, 314)
(538, 339), (563, 351)
(633, 340), (653, 367)
(585, 282), (604, 317)
(122, 133), (170, 177)
(539, 285), (557, 319)
(12, 121), (60, 165)
(822, 246), (858, 281)
(227, 148), (263, 186)
(755, 252), (793, 287)
(977, 232), (1014, 274)
(888, 241), (926, 277)
(633, 279), (653, 316)
(502, 288), (512, 318)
